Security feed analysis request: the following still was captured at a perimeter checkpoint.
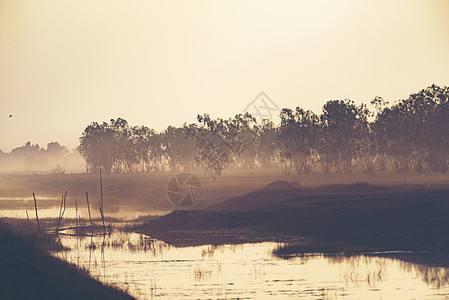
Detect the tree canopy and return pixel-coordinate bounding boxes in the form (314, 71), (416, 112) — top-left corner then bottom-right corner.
(76, 84), (449, 175)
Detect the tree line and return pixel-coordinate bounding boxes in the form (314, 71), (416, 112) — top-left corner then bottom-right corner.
(0, 141), (84, 172)
(78, 84), (449, 175)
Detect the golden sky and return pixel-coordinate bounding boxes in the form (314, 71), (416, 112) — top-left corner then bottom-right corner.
(1, 0), (448, 152)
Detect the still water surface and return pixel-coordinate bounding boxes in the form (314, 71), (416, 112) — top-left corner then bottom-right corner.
(53, 230), (449, 299)
(0, 199), (168, 219)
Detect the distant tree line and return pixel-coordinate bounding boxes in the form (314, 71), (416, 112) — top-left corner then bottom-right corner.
(78, 84), (449, 175)
(0, 141), (83, 172)
(78, 119), (196, 173)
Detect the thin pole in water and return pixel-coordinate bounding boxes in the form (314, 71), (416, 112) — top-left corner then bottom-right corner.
(57, 191), (67, 232)
(99, 167), (105, 229)
(33, 193), (40, 231)
(86, 192), (93, 226)
(75, 198), (78, 227)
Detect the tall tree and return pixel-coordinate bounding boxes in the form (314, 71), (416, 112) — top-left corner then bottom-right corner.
(78, 121), (116, 173)
(320, 100), (369, 173)
(278, 108), (319, 175)
(185, 113), (256, 176)
(162, 126), (196, 171)
(255, 120), (278, 169)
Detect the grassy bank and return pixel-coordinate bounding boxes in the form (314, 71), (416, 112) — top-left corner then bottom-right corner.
(136, 183), (449, 253)
(0, 220), (134, 300)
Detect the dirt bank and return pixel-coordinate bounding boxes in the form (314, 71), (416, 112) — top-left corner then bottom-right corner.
(135, 183), (449, 252)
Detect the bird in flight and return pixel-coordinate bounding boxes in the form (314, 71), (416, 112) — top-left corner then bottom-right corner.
(9, 115), (13, 118)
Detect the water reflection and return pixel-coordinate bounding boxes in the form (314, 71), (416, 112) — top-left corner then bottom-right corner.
(319, 254), (449, 290)
(321, 255), (386, 288)
(53, 230), (449, 299)
(0, 205), (169, 219)
(399, 260), (449, 289)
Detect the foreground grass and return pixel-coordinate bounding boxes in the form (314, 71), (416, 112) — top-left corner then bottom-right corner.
(0, 220), (134, 300)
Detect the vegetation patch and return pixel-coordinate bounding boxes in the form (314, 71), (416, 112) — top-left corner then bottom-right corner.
(0, 221), (134, 300)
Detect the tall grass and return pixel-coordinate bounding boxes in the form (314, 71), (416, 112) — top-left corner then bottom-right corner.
(0, 220), (134, 300)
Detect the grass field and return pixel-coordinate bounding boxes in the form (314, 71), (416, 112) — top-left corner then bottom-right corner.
(0, 168), (448, 213)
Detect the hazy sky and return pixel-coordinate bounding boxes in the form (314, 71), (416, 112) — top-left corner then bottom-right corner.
(1, 0), (448, 152)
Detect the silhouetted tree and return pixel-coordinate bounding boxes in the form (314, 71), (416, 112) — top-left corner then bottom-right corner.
(162, 126), (196, 171)
(278, 108), (319, 175)
(109, 118), (138, 173)
(255, 120), (279, 169)
(45, 142), (68, 155)
(131, 125), (155, 172)
(370, 96), (390, 171)
(185, 113), (256, 175)
(320, 100), (369, 173)
(78, 121), (117, 173)
(230, 114), (258, 169)
(409, 85), (449, 172)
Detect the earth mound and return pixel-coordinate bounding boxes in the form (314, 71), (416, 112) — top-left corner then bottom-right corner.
(263, 181), (300, 191)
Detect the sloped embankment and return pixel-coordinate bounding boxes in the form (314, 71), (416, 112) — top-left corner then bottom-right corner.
(136, 182), (449, 251)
